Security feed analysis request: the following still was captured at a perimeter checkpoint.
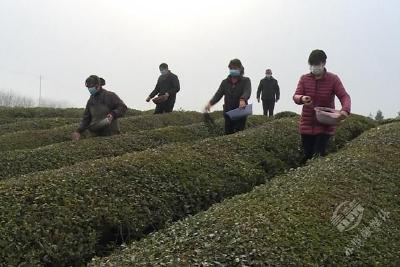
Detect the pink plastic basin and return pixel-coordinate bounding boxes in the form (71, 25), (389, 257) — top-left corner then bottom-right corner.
(314, 107), (341, 126)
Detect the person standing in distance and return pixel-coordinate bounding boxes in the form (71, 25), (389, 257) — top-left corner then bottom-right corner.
(257, 69), (280, 117)
(146, 63), (180, 114)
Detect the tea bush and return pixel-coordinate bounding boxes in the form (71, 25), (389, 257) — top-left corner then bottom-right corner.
(0, 111), (213, 152)
(328, 114), (377, 151)
(92, 122), (400, 266)
(0, 107), (142, 119)
(0, 115), (270, 180)
(0, 117), (79, 135)
(0, 115), (374, 266)
(273, 111), (298, 119)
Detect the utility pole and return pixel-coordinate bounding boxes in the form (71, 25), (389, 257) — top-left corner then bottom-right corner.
(38, 75), (42, 107)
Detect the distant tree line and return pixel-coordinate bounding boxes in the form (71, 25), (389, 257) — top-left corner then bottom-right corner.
(0, 89), (34, 107)
(0, 89), (68, 108)
(375, 110), (384, 121)
(369, 110), (400, 121)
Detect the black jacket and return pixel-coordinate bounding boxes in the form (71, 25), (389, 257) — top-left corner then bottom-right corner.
(149, 71), (180, 101)
(257, 77), (280, 101)
(77, 88), (127, 135)
(210, 76), (251, 112)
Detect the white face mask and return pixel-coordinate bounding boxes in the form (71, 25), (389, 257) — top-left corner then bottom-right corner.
(160, 69), (169, 75)
(266, 74), (272, 79)
(310, 64), (325, 76)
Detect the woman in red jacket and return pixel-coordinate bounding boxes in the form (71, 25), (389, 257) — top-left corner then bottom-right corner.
(293, 50), (351, 162)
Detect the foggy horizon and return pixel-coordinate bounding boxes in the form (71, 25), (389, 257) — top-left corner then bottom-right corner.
(1, 0), (399, 117)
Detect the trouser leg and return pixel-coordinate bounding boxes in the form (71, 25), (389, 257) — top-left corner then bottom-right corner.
(268, 101), (275, 117)
(154, 104), (164, 114)
(224, 114), (235, 135)
(301, 134), (317, 161)
(234, 117), (247, 132)
(314, 134), (331, 157)
(164, 99), (175, 113)
(263, 100), (275, 117)
(262, 100), (269, 116)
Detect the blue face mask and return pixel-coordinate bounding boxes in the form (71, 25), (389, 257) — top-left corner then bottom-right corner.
(229, 69), (241, 77)
(88, 87), (98, 95)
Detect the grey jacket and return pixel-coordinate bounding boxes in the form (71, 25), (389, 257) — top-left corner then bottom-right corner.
(210, 76), (251, 112)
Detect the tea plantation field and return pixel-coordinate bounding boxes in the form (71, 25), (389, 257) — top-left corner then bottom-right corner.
(0, 108), (397, 267)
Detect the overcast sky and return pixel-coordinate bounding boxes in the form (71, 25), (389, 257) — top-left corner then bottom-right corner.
(0, 0), (399, 117)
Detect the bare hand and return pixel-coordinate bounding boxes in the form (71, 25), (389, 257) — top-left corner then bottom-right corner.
(204, 102), (212, 112)
(339, 110), (349, 121)
(72, 132), (81, 141)
(302, 96), (313, 106)
(107, 113), (114, 122)
(239, 99), (247, 109)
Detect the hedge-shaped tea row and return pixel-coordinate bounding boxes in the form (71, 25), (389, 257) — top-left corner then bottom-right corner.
(0, 117), (298, 267)
(272, 110), (298, 119)
(0, 117), (33, 125)
(380, 117), (400, 125)
(0, 111), (211, 152)
(0, 115), (375, 266)
(0, 117), (80, 136)
(0, 115), (271, 180)
(0, 107), (142, 119)
(93, 122), (400, 267)
(328, 114), (378, 151)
